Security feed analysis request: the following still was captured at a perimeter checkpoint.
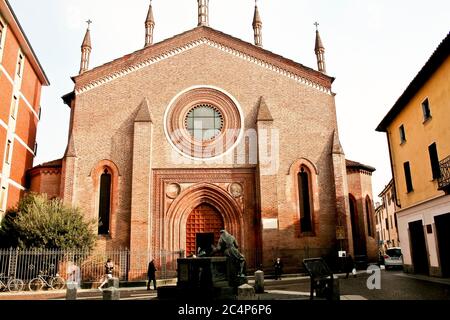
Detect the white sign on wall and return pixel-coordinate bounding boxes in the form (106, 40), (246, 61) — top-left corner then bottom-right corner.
(262, 218), (278, 230)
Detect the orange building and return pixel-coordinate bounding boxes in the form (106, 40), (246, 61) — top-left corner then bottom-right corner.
(0, 0), (49, 217)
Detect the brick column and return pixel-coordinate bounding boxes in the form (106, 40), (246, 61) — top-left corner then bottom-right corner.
(255, 97), (280, 268)
(331, 130), (353, 256)
(60, 135), (78, 206)
(129, 99), (154, 280)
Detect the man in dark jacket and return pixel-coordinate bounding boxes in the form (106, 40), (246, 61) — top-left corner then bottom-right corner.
(147, 259), (157, 290)
(274, 258), (283, 280)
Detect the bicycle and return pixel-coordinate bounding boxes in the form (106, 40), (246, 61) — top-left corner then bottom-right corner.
(0, 273), (25, 292)
(28, 270), (66, 291)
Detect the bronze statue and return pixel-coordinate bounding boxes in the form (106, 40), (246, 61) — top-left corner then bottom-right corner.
(212, 230), (246, 277)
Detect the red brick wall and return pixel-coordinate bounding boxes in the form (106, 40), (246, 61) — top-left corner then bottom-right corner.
(1, 28), (20, 78)
(20, 59), (41, 112)
(0, 126), (5, 172)
(15, 99), (37, 148)
(6, 183), (22, 209)
(29, 170), (61, 200)
(0, 75), (12, 124)
(346, 169), (378, 261)
(0, 15), (45, 216)
(10, 140), (33, 187)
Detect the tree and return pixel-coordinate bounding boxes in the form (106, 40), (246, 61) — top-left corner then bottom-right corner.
(0, 193), (96, 250)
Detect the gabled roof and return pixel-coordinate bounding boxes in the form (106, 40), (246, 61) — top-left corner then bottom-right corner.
(71, 26), (334, 95)
(376, 32), (450, 132)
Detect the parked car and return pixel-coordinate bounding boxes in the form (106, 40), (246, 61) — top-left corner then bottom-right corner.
(384, 247), (403, 270)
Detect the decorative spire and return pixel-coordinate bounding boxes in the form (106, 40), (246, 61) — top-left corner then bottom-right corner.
(252, 0), (263, 47)
(145, 1), (155, 47)
(314, 22), (326, 74)
(79, 20), (92, 74)
(197, 0), (209, 27)
(256, 97), (273, 123)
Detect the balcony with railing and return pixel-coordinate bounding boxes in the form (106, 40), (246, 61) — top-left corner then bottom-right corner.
(438, 156), (450, 193)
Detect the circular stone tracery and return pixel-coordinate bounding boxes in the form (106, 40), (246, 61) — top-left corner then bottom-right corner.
(165, 87), (242, 159)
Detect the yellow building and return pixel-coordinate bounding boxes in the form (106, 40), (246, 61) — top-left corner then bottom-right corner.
(376, 32), (450, 277)
(375, 180), (401, 252)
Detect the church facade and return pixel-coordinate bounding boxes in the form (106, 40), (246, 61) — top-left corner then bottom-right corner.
(29, 1), (377, 275)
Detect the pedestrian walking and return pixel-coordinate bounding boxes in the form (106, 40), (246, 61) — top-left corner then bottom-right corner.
(147, 259), (157, 290)
(274, 257), (283, 280)
(98, 258), (114, 290)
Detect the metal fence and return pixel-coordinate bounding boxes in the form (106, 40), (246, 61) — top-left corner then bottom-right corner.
(0, 248), (185, 286)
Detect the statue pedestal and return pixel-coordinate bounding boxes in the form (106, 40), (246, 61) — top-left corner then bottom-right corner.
(158, 257), (247, 301)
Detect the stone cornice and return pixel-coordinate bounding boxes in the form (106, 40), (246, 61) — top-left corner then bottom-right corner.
(73, 27), (334, 96)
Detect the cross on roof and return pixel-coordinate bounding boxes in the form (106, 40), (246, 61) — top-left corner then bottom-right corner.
(314, 22), (320, 31)
(86, 19), (92, 29)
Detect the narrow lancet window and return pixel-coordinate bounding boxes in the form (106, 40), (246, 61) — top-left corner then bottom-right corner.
(298, 167), (313, 233)
(98, 169), (112, 235)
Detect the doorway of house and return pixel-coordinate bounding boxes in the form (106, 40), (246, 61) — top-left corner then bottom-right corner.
(409, 220), (429, 275)
(435, 213), (450, 277)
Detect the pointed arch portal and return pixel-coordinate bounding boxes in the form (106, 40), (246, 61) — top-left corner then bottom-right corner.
(165, 183), (245, 254)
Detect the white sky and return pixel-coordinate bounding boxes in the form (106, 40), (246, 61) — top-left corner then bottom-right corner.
(8, 0), (450, 201)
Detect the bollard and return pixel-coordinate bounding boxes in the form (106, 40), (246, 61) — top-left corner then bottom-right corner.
(254, 270), (264, 294)
(331, 275), (340, 301)
(102, 277), (120, 300)
(66, 282), (78, 300)
(103, 287), (120, 300)
(237, 284), (256, 301)
(107, 277), (120, 289)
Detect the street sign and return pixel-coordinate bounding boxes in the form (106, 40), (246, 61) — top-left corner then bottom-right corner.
(336, 226), (346, 240)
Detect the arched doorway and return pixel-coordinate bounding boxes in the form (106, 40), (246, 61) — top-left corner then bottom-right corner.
(186, 204), (224, 256)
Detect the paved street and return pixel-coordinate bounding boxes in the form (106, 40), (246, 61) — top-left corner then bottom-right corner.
(265, 270), (450, 300)
(0, 270), (449, 301)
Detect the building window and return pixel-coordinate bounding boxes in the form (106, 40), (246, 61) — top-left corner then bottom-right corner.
(10, 95), (18, 119)
(422, 98), (431, 122)
(385, 218), (389, 230)
(0, 19), (4, 50)
(0, 186), (6, 211)
(387, 192), (391, 205)
(403, 161), (414, 193)
(185, 104), (224, 141)
(399, 125), (406, 144)
(17, 54), (24, 77)
(298, 166), (313, 233)
(0, 18), (5, 60)
(5, 140), (11, 165)
(428, 142), (441, 180)
(34, 143), (38, 155)
(390, 216), (393, 230)
(165, 87), (242, 159)
(365, 197), (374, 237)
(98, 169), (112, 235)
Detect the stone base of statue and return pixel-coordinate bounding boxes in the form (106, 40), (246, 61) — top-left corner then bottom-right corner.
(157, 257), (247, 301)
